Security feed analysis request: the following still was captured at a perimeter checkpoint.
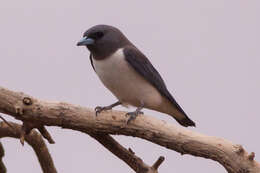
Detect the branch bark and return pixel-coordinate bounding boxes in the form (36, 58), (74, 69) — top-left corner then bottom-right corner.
(0, 141), (6, 173)
(0, 121), (57, 173)
(90, 133), (164, 173)
(0, 86), (259, 173)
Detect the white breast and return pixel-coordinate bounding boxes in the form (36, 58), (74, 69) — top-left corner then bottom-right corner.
(92, 48), (162, 108)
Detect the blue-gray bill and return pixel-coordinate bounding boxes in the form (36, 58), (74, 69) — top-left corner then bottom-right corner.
(77, 37), (95, 46)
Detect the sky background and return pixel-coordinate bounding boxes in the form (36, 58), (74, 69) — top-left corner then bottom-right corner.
(0, 0), (259, 172)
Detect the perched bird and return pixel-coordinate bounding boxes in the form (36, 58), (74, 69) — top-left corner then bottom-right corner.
(77, 25), (195, 127)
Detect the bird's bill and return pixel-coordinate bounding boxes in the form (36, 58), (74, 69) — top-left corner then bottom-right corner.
(77, 37), (95, 46)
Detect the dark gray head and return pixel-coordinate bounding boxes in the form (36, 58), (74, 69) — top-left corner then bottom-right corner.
(77, 25), (130, 59)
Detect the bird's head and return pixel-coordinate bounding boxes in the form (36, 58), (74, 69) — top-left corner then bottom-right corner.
(77, 25), (129, 58)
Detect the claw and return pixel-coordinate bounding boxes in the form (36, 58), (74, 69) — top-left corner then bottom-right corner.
(95, 106), (112, 116)
(95, 101), (122, 117)
(126, 110), (143, 124)
(95, 106), (101, 116)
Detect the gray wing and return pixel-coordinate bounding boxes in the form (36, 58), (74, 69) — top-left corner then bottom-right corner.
(123, 46), (188, 117)
(89, 53), (95, 71)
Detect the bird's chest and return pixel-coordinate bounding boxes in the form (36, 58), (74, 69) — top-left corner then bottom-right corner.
(92, 49), (134, 96)
(92, 49), (162, 106)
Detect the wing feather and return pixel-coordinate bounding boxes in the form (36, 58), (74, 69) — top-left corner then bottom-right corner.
(123, 46), (188, 117)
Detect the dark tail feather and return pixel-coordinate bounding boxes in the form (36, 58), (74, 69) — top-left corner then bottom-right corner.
(165, 95), (196, 127)
(175, 115), (196, 127)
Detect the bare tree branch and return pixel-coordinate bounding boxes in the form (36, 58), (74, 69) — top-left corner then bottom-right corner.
(0, 141), (6, 173)
(0, 86), (259, 173)
(90, 133), (164, 173)
(0, 121), (57, 173)
(18, 97), (55, 145)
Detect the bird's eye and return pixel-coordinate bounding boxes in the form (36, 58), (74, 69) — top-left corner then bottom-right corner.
(95, 31), (104, 38)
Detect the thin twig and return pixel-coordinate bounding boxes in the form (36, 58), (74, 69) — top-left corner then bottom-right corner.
(152, 156), (165, 170)
(0, 115), (14, 131)
(90, 133), (163, 173)
(38, 126), (55, 144)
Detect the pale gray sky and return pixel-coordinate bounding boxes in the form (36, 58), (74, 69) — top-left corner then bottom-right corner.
(0, 0), (259, 172)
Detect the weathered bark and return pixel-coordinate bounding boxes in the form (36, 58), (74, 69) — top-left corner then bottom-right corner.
(0, 142), (6, 173)
(0, 121), (57, 173)
(90, 133), (164, 173)
(0, 86), (259, 173)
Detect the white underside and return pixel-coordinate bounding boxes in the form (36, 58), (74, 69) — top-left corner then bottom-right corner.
(92, 48), (163, 108)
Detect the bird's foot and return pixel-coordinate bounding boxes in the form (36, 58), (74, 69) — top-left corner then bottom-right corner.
(95, 106), (113, 116)
(125, 110), (143, 124)
(95, 101), (121, 117)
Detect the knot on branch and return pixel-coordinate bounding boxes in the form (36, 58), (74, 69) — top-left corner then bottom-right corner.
(235, 144), (245, 155)
(14, 96), (33, 115)
(15, 105), (24, 115)
(248, 152), (255, 161)
(9, 95), (55, 145)
(23, 97), (33, 106)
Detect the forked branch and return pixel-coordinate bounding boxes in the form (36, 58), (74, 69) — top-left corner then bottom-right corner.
(0, 86), (259, 173)
(0, 121), (57, 173)
(90, 133), (164, 173)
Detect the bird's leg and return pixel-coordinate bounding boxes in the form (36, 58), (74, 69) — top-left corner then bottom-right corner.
(95, 101), (121, 116)
(126, 101), (144, 124)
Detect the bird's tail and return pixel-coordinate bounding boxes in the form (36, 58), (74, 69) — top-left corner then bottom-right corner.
(168, 105), (196, 127)
(168, 99), (196, 127)
(173, 114), (196, 127)
(157, 99), (196, 127)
